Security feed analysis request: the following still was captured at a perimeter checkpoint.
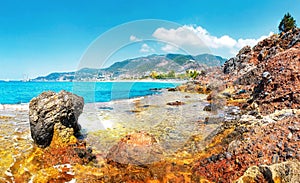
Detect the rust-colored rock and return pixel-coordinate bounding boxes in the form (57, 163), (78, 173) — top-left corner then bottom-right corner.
(106, 131), (164, 166)
(192, 115), (300, 182)
(167, 101), (185, 106)
(220, 28), (300, 115)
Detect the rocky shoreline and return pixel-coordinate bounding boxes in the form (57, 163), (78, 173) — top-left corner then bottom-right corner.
(0, 28), (300, 182)
(181, 28), (300, 182)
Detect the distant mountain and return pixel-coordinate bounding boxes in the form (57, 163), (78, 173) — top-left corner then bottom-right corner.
(32, 53), (227, 81)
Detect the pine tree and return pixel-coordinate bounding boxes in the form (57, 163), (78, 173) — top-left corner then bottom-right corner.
(278, 13), (296, 33)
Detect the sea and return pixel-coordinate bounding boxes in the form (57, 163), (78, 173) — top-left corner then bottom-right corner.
(0, 81), (181, 104)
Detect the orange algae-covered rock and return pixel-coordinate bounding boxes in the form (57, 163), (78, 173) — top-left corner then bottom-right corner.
(10, 134), (96, 182)
(106, 131), (164, 166)
(50, 123), (78, 148)
(8, 131), (96, 182)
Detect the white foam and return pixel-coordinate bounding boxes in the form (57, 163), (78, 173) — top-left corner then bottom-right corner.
(0, 104), (29, 111)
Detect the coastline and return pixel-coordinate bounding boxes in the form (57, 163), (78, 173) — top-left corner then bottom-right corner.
(0, 80), (184, 105)
(11, 79), (188, 83)
(0, 88), (217, 154)
(88, 79), (187, 83)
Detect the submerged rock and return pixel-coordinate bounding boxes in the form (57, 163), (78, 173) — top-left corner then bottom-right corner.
(29, 90), (84, 147)
(166, 100), (185, 106)
(106, 131), (164, 166)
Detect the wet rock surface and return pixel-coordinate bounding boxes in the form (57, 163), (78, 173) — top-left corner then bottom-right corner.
(29, 90), (84, 147)
(4, 91), (96, 182)
(166, 100), (185, 106)
(106, 131), (164, 166)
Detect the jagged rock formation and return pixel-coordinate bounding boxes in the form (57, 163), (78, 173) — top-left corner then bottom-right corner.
(192, 110), (300, 182)
(29, 90), (84, 147)
(223, 28), (300, 85)
(222, 28), (300, 114)
(189, 28), (300, 182)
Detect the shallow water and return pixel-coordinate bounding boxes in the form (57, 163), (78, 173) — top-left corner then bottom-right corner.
(79, 91), (221, 157)
(0, 90), (225, 181)
(0, 105), (32, 181)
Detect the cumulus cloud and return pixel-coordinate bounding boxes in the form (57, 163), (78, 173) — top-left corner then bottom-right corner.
(140, 43), (155, 53)
(153, 25), (273, 57)
(161, 44), (179, 52)
(129, 35), (141, 42)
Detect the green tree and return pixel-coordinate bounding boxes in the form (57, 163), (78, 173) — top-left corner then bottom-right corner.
(150, 71), (158, 79)
(186, 70), (199, 80)
(278, 13), (296, 33)
(167, 70), (175, 78)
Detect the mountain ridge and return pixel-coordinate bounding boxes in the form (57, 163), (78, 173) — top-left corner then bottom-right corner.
(32, 53), (227, 81)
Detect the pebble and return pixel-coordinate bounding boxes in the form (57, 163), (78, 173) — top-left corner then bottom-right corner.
(287, 132), (293, 140)
(257, 151), (264, 158)
(277, 142), (283, 148)
(5, 170), (13, 177)
(284, 147), (295, 152)
(284, 142), (288, 148)
(262, 71), (271, 79)
(286, 151), (294, 159)
(210, 154), (217, 162)
(222, 92), (231, 98)
(288, 126), (300, 132)
(238, 89), (246, 94)
(217, 153), (225, 161)
(272, 154), (279, 163)
(224, 152), (232, 160)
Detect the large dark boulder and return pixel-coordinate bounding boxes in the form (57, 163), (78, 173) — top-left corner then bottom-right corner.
(29, 90), (84, 148)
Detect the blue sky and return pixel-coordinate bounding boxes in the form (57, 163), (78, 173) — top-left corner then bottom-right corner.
(0, 0), (299, 80)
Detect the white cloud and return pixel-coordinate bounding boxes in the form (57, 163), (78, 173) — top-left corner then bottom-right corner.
(140, 43), (155, 53)
(153, 25), (273, 58)
(129, 35), (141, 42)
(161, 44), (179, 52)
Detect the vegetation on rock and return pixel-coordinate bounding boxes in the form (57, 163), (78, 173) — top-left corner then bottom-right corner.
(279, 13), (297, 33)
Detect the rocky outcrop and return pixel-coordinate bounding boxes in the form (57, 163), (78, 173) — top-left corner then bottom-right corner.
(223, 28), (300, 86)
(250, 48), (300, 115)
(221, 28), (300, 115)
(106, 131), (164, 166)
(223, 45), (254, 76)
(236, 160), (300, 183)
(9, 91), (96, 182)
(192, 112), (300, 182)
(29, 90), (84, 147)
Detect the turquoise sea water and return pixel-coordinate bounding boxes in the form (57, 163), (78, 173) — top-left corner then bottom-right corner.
(0, 81), (180, 104)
